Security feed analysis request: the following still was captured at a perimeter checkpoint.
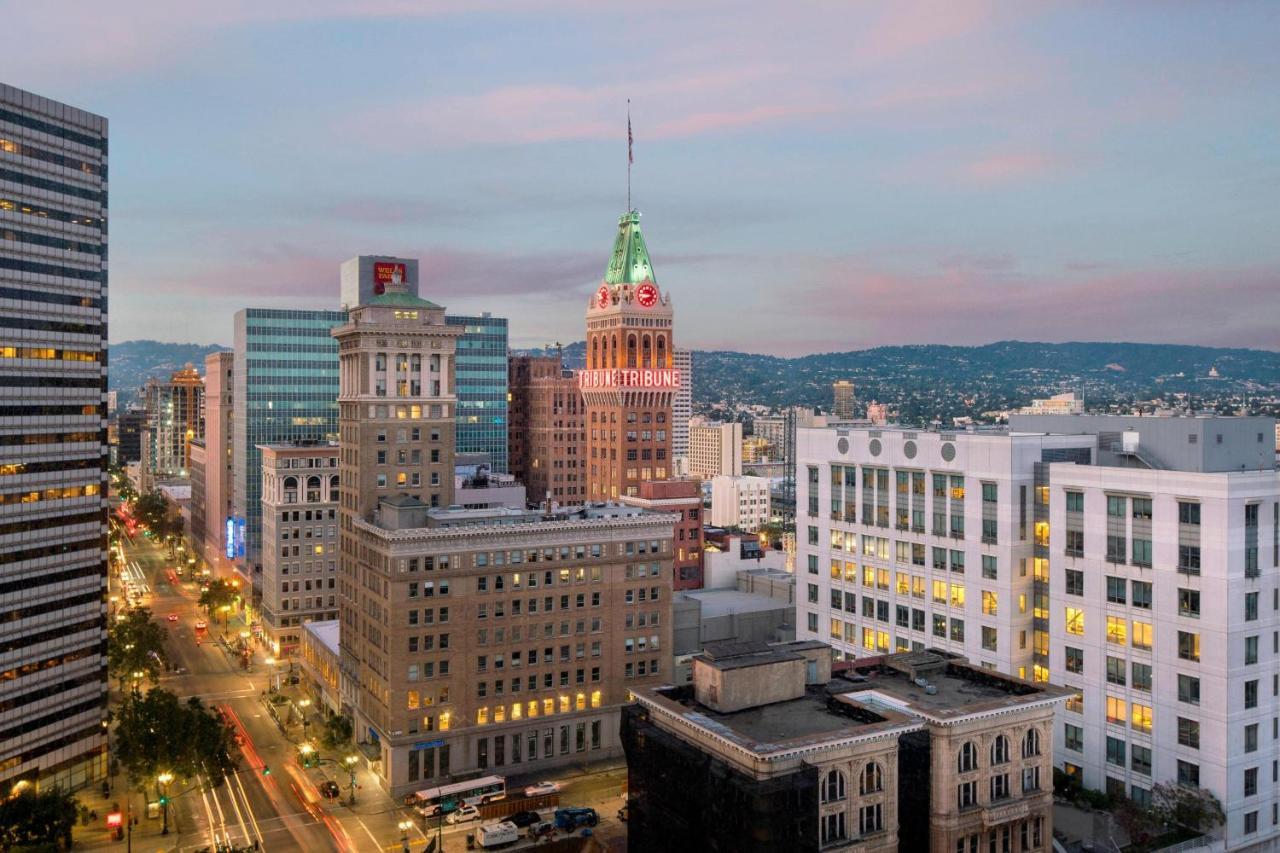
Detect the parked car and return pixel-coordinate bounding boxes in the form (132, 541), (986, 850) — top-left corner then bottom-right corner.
(523, 781), (562, 798)
(318, 780), (341, 799)
(445, 804), (480, 825)
(194, 620), (207, 631)
(508, 810), (541, 828)
(167, 613), (179, 622)
(527, 820), (555, 840)
(553, 807), (598, 831)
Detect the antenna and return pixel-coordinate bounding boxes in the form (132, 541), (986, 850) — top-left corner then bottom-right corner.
(627, 100), (633, 212)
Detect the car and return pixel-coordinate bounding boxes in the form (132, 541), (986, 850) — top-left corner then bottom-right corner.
(553, 807), (598, 831)
(194, 620), (207, 631)
(527, 820), (555, 840)
(523, 781), (562, 798)
(167, 613), (179, 622)
(507, 810), (541, 828)
(318, 780), (341, 799)
(445, 804), (480, 825)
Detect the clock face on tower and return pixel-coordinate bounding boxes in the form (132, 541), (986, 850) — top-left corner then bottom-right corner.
(596, 285), (611, 308)
(636, 282), (658, 308)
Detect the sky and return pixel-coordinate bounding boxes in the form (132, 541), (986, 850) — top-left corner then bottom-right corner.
(3, 1), (1278, 355)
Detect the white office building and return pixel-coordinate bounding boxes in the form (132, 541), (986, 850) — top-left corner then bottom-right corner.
(689, 418), (742, 479)
(710, 475), (771, 533)
(796, 415), (1280, 849)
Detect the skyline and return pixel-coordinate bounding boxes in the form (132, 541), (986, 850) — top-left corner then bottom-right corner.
(4, 1), (1278, 355)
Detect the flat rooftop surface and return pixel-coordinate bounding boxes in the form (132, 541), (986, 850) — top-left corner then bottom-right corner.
(683, 589), (791, 618)
(841, 655), (1069, 719)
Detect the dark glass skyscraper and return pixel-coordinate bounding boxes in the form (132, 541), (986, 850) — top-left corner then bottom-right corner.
(446, 313), (508, 472)
(0, 83), (108, 792)
(232, 308), (344, 585)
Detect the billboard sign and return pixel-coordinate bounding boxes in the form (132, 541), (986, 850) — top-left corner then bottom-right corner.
(372, 262), (407, 295)
(577, 368), (681, 390)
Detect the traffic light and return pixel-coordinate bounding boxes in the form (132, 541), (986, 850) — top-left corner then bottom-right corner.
(158, 796), (168, 806)
(262, 765), (271, 775)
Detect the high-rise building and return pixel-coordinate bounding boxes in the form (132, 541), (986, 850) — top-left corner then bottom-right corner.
(688, 418), (743, 479)
(832, 380), (855, 420)
(259, 441), (339, 655)
(621, 479), (704, 590)
(116, 408), (145, 464)
(508, 352), (585, 506)
(0, 83), (109, 792)
(672, 348), (692, 473)
(232, 308), (345, 588)
(581, 211), (678, 501)
(796, 415), (1280, 849)
(141, 364), (203, 487)
(710, 475), (771, 533)
(447, 313), (508, 473)
(197, 351), (234, 569)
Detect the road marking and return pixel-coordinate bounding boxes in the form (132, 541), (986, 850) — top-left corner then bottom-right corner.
(356, 816), (384, 851)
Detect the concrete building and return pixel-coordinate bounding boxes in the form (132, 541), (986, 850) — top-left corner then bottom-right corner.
(753, 415), (787, 453)
(447, 314), (508, 473)
(671, 569), (796, 684)
(711, 475), (771, 532)
(454, 453), (526, 510)
(116, 408), (145, 464)
(672, 348), (692, 473)
(797, 414), (1280, 849)
(742, 436), (772, 464)
(259, 441), (340, 656)
(232, 308), (345, 589)
(1019, 392), (1084, 416)
(621, 478), (704, 590)
(507, 352), (585, 506)
(581, 211), (677, 501)
(298, 620), (345, 717)
(0, 83), (109, 793)
(197, 351), (234, 568)
(624, 646), (1067, 853)
(703, 532), (789, 590)
(689, 418), (743, 479)
(189, 439), (207, 552)
(141, 365), (203, 488)
(833, 380), (856, 420)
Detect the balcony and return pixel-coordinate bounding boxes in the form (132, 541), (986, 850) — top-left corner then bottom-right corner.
(981, 799), (1030, 828)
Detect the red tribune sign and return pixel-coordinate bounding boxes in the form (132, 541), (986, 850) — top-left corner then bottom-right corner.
(372, 262), (407, 295)
(577, 368), (680, 390)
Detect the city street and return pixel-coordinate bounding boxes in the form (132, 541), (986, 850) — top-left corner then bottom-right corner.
(92, 533), (628, 853)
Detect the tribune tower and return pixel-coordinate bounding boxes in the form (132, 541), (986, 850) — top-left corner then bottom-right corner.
(582, 211), (678, 500)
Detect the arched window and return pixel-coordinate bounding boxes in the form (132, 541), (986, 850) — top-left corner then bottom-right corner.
(1022, 728), (1041, 758)
(641, 333), (652, 367)
(329, 474), (340, 495)
(822, 769), (846, 803)
(991, 735), (1010, 765)
(958, 741), (978, 773)
(860, 762), (883, 795)
(306, 475), (321, 503)
(626, 333), (638, 368)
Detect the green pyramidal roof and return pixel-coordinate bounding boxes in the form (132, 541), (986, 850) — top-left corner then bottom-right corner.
(604, 210), (656, 285)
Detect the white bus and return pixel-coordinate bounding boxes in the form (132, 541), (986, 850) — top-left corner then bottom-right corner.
(412, 775), (506, 816)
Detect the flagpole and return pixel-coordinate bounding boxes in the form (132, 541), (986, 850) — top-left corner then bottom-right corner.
(627, 99), (632, 212)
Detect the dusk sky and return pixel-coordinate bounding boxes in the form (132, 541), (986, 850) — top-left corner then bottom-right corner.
(4, 1), (1278, 355)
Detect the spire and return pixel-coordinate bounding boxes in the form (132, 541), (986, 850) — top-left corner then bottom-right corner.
(603, 210), (656, 285)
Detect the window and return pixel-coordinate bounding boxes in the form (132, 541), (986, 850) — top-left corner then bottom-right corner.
(982, 555), (997, 580)
(1131, 538), (1152, 568)
(1178, 675), (1200, 705)
(1245, 679), (1258, 709)
(957, 780), (978, 809)
(860, 762), (883, 795)
(1107, 495), (1126, 517)
(1066, 608), (1085, 636)
(1178, 717), (1200, 749)
(1131, 703), (1152, 734)
(982, 626), (998, 653)
(1245, 723), (1259, 753)
(1066, 491), (1084, 513)
(1064, 723), (1083, 753)
(1065, 569), (1084, 596)
(1132, 662), (1152, 691)
(1106, 534), (1126, 563)
(1178, 631), (1200, 662)
(1106, 656), (1126, 686)
(821, 812), (846, 844)
(1245, 592), (1259, 622)
(958, 741), (978, 773)
(1245, 811), (1258, 834)
(1245, 767), (1258, 797)
(1178, 501), (1200, 525)
(1177, 760), (1199, 787)
(859, 803), (883, 836)
(1178, 544), (1201, 575)
(1106, 616), (1127, 645)
(1106, 736), (1126, 767)
(1065, 646), (1084, 674)
(1132, 745), (1152, 777)
(991, 735), (1010, 765)
(1246, 635), (1258, 665)
(1106, 696), (1127, 725)
(1131, 621), (1153, 650)
(1131, 580), (1152, 609)
(822, 769), (846, 803)
(982, 591), (998, 616)
(1131, 498), (1152, 520)
(1022, 766), (1041, 793)
(1178, 588), (1200, 618)
(1065, 529), (1084, 557)
(1106, 576), (1126, 604)
(990, 773), (1010, 801)
(1022, 728), (1041, 758)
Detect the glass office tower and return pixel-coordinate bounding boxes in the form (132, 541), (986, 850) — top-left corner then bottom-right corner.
(446, 313), (508, 472)
(231, 308), (344, 585)
(0, 83), (109, 792)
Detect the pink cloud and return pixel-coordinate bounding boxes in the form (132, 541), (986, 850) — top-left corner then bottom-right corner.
(961, 151), (1066, 184)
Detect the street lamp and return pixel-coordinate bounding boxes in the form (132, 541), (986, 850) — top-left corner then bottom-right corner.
(219, 605), (230, 635)
(298, 742), (315, 768)
(156, 772), (173, 836)
(298, 699), (312, 741)
(398, 819), (412, 853)
(344, 754), (358, 805)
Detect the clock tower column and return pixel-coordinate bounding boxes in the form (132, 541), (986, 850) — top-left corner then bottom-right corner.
(581, 211), (678, 501)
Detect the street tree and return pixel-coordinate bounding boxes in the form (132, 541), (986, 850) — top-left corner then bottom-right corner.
(198, 579), (240, 632)
(320, 713), (354, 751)
(0, 786), (79, 851)
(114, 688), (238, 790)
(133, 490), (169, 533)
(1151, 782), (1226, 835)
(107, 608), (169, 692)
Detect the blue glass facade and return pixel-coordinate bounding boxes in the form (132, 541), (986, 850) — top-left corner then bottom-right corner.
(446, 314), (509, 472)
(232, 308), (346, 573)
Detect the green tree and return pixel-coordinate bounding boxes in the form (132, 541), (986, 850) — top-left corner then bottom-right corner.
(1151, 782), (1226, 835)
(133, 490), (169, 533)
(107, 608), (170, 692)
(198, 579), (241, 633)
(114, 689), (237, 789)
(0, 786), (79, 851)
(320, 714), (353, 752)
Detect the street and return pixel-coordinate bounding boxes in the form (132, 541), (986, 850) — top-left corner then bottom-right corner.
(92, 532), (628, 853)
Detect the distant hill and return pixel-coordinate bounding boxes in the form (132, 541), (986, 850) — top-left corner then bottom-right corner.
(114, 339), (1280, 423)
(110, 340), (228, 408)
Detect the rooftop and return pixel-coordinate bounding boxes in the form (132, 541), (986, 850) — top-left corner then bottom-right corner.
(681, 589), (792, 619)
(303, 620), (340, 657)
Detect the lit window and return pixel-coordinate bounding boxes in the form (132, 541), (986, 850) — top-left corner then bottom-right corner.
(1065, 608), (1085, 636)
